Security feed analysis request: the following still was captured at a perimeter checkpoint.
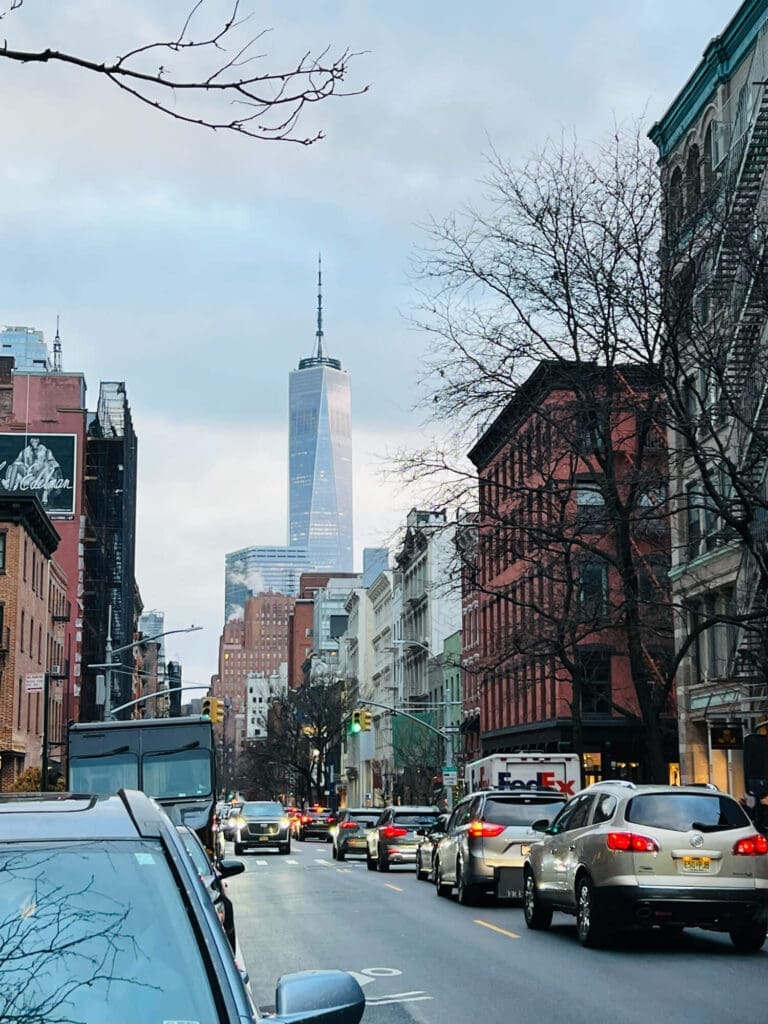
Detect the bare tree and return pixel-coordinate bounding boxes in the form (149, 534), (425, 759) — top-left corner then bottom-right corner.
(399, 123), (768, 782)
(0, 1), (366, 144)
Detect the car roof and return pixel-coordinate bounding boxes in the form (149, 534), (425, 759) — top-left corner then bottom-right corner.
(581, 781), (728, 798)
(470, 789), (566, 799)
(0, 790), (165, 841)
(388, 805), (439, 812)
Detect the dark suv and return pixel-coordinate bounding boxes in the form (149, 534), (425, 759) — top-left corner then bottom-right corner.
(0, 790), (365, 1022)
(233, 800), (291, 855)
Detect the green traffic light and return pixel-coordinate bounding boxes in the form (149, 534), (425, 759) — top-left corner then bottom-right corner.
(349, 722), (361, 734)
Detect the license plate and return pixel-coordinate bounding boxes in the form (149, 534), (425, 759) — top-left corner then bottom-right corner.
(259, 835), (272, 841)
(681, 856), (711, 871)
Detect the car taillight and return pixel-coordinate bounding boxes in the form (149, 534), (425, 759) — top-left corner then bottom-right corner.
(468, 821), (505, 838)
(733, 834), (768, 856)
(301, 815), (312, 823)
(382, 826), (408, 839)
(340, 821), (358, 829)
(327, 817), (336, 824)
(607, 832), (660, 853)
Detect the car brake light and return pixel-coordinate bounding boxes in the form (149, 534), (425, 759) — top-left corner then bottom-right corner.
(468, 820), (505, 838)
(607, 832), (660, 853)
(382, 825), (408, 839)
(327, 817), (336, 824)
(301, 815), (312, 823)
(340, 821), (358, 829)
(733, 834), (768, 856)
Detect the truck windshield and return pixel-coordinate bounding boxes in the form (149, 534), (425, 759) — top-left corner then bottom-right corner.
(143, 748), (213, 799)
(69, 753), (139, 795)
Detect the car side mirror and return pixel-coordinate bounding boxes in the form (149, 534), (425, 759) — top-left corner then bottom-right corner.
(273, 969), (365, 1024)
(530, 818), (551, 833)
(218, 858), (245, 879)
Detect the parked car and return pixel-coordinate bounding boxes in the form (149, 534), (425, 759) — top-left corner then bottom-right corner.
(367, 805), (441, 871)
(415, 813), (449, 881)
(297, 806), (338, 842)
(232, 800), (291, 855)
(0, 790), (365, 1023)
(523, 781), (768, 951)
(434, 789), (566, 905)
(222, 801), (242, 842)
(332, 807), (380, 861)
(176, 824), (244, 952)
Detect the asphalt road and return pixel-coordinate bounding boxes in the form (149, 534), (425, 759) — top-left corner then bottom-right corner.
(227, 839), (766, 1024)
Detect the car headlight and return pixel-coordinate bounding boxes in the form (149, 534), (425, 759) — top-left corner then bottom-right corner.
(280, 818), (290, 828)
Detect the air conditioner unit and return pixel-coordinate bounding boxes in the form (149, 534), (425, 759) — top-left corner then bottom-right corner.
(51, 665), (61, 676)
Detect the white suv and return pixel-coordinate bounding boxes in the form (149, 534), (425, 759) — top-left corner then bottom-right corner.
(523, 781), (768, 951)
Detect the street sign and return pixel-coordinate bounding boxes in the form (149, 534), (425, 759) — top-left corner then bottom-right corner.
(442, 725), (460, 734)
(25, 673), (45, 693)
(442, 766), (458, 786)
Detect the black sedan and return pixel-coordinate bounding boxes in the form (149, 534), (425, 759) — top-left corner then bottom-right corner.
(0, 789), (365, 1024)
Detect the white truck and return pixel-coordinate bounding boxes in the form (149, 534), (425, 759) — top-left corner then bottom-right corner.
(464, 752), (581, 797)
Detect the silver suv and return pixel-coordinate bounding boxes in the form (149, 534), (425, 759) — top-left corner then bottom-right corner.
(523, 781), (768, 951)
(433, 789), (566, 905)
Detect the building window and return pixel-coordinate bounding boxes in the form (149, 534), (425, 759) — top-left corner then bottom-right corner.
(574, 650), (612, 716)
(578, 557), (609, 618)
(575, 482), (606, 528)
(0, 531), (5, 572)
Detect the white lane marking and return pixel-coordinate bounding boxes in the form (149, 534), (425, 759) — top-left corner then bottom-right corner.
(360, 968), (402, 978)
(315, 859), (333, 867)
(285, 859), (299, 864)
(367, 994), (432, 1006)
(336, 868), (351, 873)
(254, 859), (268, 866)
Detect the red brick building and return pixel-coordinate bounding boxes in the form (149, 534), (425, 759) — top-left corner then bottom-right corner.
(466, 361), (675, 783)
(0, 495), (68, 788)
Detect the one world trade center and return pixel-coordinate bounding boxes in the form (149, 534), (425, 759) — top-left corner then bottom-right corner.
(288, 258), (353, 572)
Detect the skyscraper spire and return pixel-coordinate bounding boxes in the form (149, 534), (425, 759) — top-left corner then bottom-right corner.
(53, 314), (62, 372)
(315, 252), (324, 359)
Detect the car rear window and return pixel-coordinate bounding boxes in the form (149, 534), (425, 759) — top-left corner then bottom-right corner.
(483, 796), (565, 826)
(242, 801), (284, 816)
(394, 813), (439, 827)
(626, 793), (750, 832)
(349, 813), (378, 826)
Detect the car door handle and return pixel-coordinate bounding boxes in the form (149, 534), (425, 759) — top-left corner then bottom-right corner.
(569, 844), (576, 851)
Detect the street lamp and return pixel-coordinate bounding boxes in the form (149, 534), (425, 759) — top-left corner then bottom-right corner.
(88, 619), (203, 719)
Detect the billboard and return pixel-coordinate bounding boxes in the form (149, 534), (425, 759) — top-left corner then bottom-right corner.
(0, 433), (77, 515)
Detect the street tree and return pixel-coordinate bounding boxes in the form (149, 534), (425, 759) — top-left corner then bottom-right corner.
(398, 124), (768, 782)
(0, 1), (366, 144)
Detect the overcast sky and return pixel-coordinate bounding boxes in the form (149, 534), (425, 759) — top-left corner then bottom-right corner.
(0, 0), (738, 688)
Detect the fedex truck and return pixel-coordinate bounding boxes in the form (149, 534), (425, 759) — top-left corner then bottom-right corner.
(465, 753), (581, 797)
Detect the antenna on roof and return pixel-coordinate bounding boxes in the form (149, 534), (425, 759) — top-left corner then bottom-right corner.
(53, 315), (62, 372)
(315, 253), (324, 359)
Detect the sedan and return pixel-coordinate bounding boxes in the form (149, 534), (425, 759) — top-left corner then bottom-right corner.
(233, 800), (291, 855)
(0, 789), (365, 1023)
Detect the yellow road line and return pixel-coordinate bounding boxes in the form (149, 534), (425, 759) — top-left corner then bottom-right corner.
(473, 919), (520, 939)
(384, 883), (403, 892)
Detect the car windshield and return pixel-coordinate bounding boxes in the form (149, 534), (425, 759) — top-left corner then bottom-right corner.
(0, 839), (219, 1022)
(626, 793), (751, 832)
(142, 748), (213, 799)
(348, 813), (377, 826)
(393, 813), (439, 827)
(243, 801), (284, 816)
(484, 796), (565, 826)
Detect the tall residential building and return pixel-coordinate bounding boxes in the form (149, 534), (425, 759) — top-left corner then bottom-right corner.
(288, 259), (353, 573)
(224, 545), (310, 620)
(0, 326), (51, 371)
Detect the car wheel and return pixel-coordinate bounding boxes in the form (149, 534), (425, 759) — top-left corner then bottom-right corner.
(367, 850), (377, 871)
(279, 842), (290, 855)
(523, 869), (552, 930)
(331, 844), (337, 859)
(336, 848), (346, 862)
(576, 875), (606, 948)
(729, 919), (768, 953)
(435, 860), (452, 898)
(298, 831), (305, 842)
(456, 858), (478, 906)
(234, 843), (244, 856)
(416, 851), (428, 881)
(378, 850), (390, 872)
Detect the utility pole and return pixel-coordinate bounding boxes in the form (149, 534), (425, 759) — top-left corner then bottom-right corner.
(104, 604), (113, 720)
(41, 672), (50, 792)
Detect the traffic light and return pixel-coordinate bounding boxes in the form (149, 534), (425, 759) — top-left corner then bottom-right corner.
(360, 709), (373, 732)
(202, 697), (213, 719)
(209, 698), (224, 724)
(349, 710), (362, 734)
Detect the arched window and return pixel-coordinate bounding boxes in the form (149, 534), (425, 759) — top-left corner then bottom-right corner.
(686, 145), (701, 210)
(702, 124), (714, 190)
(669, 167), (684, 234)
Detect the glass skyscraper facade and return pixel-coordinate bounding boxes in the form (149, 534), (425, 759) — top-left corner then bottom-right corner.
(288, 261), (353, 573)
(0, 325), (51, 370)
(225, 545), (310, 620)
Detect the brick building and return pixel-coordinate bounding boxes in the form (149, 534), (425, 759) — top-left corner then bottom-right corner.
(0, 495), (67, 788)
(466, 361), (676, 783)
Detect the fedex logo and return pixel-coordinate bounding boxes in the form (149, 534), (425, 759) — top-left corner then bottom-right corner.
(497, 770), (576, 795)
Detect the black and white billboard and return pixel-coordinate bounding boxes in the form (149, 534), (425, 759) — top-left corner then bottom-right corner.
(0, 433), (77, 515)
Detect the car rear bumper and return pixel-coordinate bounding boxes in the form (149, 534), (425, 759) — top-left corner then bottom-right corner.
(595, 884), (768, 929)
(339, 838), (368, 855)
(384, 846), (418, 863)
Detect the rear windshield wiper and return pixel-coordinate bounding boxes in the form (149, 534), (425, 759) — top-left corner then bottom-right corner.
(73, 745), (130, 760)
(690, 820), (738, 832)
